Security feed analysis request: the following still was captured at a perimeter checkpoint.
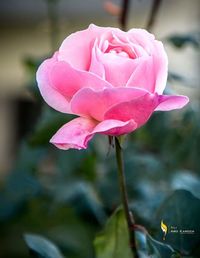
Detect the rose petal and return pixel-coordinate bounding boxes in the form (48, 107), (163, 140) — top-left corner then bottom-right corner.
(126, 56), (156, 92)
(58, 24), (115, 70)
(36, 53), (71, 113)
(89, 39), (105, 78)
(71, 87), (148, 121)
(127, 28), (155, 49)
(104, 93), (159, 128)
(50, 61), (112, 100)
(50, 117), (137, 150)
(156, 95), (189, 111)
(92, 119), (137, 136)
(97, 49), (139, 87)
(127, 29), (168, 94)
(111, 32), (149, 58)
(58, 27), (93, 70)
(152, 41), (168, 94)
(50, 117), (97, 150)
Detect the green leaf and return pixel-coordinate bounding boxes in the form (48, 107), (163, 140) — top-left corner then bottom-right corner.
(24, 234), (65, 258)
(135, 230), (176, 258)
(94, 208), (176, 258)
(147, 235), (175, 258)
(171, 171), (200, 199)
(94, 208), (132, 258)
(155, 190), (200, 255)
(166, 32), (200, 48)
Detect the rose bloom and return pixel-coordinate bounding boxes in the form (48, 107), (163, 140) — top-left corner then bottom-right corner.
(37, 24), (189, 150)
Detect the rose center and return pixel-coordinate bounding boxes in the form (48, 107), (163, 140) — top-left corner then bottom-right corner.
(109, 48), (129, 58)
(104, 43), (137, 59)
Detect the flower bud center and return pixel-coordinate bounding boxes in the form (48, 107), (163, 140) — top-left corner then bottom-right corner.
(109, 47), (129, 58)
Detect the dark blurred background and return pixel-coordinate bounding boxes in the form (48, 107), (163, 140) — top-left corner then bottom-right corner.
(0, 0), (200, 258)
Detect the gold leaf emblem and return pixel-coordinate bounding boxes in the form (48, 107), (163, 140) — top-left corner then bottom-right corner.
(161, 220), (168, 240)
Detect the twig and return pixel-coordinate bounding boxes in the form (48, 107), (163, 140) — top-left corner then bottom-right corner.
(146, 0), (163, 31)
(119, 0), (131, 31)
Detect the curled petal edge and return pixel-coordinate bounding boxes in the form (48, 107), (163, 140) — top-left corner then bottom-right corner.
(156, 95), (189, 111)
(50, 117), (137, 150)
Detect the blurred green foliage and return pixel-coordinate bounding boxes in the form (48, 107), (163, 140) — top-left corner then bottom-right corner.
(0, 30), (200, 258)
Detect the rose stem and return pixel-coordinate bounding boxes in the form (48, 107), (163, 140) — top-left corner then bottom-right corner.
(115, 137), (138, 257)
(120, 0), (131, 31)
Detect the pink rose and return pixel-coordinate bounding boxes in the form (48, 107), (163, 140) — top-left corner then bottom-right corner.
(36, 24), (189, 150)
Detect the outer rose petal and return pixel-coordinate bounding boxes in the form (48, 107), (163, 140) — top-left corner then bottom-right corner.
(50, 61), (112, 100)
(92, 119), (137, 136)
(58, 24), (117, 70)
(127, 29), (168, 94)
(152, 41), (168, 94)
(105, 93), (159, 128)
(50, 117), (97, 150)
(36, 53), (71, 113)
(58, 26), (94, 70)
(71, 87), (148, 121)
(50, 117), (137, 150)
(156, 95), (189, 111)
